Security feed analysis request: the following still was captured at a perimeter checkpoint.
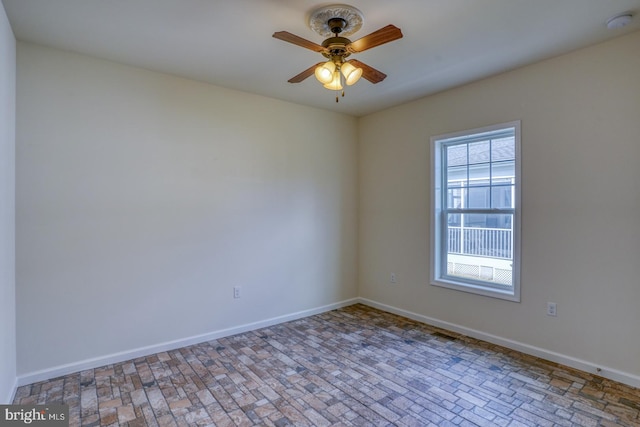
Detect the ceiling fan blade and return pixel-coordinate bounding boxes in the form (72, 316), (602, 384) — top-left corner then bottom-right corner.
(288, 62), (325, 83)
(348, 59), (387, 84)
(347, 25), (403, 53)
(273, 31), (326, 52)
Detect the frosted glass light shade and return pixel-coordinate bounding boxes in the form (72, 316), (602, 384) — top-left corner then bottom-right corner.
(314, 61), (336, 84)
(341, 62), (363, 86)
(323, 71), (343, 90)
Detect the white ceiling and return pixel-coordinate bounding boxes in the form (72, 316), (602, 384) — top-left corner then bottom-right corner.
(4, 0), (640, 116)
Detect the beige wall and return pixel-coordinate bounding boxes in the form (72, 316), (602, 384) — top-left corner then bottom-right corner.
(358, 31), (640, 378)
(0, 0), (16, 403)
(12, 27), (640, 387)
(16, 43), (358, 375)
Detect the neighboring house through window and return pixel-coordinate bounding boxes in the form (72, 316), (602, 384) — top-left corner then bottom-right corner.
(431, 121), (521, 301)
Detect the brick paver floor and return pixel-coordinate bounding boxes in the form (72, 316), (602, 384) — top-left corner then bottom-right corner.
(13, 304), (640, 426)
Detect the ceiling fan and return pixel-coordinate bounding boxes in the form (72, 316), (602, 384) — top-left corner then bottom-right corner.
(273, 4), (403, 102)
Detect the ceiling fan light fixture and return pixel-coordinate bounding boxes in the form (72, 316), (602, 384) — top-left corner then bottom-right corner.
(314, 61), (336, 84)
(341, 61), (363, 85)
(323, 70), (343, 90)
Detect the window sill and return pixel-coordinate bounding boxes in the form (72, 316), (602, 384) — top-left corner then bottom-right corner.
(431, 278), (520, 302)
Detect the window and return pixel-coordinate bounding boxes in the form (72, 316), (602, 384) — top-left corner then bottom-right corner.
(431, 121), (521, 301)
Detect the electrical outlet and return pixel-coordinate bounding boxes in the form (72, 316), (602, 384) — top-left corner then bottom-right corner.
(390, 273), (397, 284)
(233, 286), (241, 299)
(546, 302), (557, 316)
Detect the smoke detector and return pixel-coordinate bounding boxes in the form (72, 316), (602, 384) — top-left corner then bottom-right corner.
(606, 13), (633, 29)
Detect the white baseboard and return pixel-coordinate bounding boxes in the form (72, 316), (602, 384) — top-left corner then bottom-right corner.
(17, 298), (359, 387)
(357, 297), (640, 389)
(16, 297), (640, 390)
(10, 377), (17, 403)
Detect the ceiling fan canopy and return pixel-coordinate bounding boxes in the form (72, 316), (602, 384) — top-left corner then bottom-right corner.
(273, 4), (403, 101)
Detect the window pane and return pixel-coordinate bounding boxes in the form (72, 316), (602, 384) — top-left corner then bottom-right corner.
(465, 213), (512, 230)
(445, 251), (513, 286)
(491, 137), (515, 161)
(445, 212), (514, 286)
(492, 160), (514, 184)
(467, 186), (489, 208)
(446, 214), (462, 254)
(464, 213), (486, 227)
(447, 213), (461, 227)
(491, 184), (513, 209)
(486, 213), (512, 230)
(447, 186), (463, 209)
(468, 163), (490, 182)
(446, 144), (467, 167)
(447, 165), (466, 184)
(468, 141), (490, 164)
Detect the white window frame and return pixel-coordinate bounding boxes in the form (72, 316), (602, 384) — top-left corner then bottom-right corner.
(430, 121), (521, 302)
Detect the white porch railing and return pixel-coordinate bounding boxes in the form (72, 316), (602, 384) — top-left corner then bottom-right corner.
(448, 226), (512, 260)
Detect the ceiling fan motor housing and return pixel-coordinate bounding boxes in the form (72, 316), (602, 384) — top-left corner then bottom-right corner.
(321, 36), (351, 60)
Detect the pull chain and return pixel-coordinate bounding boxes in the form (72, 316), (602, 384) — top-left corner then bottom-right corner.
(335, 68), (345, 103)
